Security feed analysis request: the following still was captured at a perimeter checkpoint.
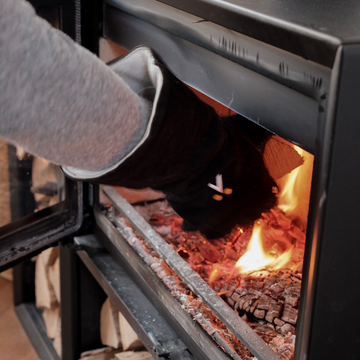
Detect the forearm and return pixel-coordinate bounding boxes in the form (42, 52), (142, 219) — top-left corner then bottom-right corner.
(0, 0), (149, 170)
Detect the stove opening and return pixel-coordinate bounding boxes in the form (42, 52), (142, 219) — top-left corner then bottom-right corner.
(99, 43), (314, 359)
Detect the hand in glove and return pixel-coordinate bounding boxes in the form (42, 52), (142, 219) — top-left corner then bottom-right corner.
(63, 47), (277, 239)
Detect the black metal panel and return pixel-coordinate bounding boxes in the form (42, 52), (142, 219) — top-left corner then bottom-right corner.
(60, 242), (107, 360)
(298, 44), (360, 360)
(158, 0), (360, 67)
(60, 242), (81, 360)
(13, 260), (36, 306)
(80, 0), (102, 55)
(7, 147), (36, 221)
(103, 4), (320, 153)
(15, 303), (60, 360)
(75, 235), (194, 360)
(78, 247), (107, 352)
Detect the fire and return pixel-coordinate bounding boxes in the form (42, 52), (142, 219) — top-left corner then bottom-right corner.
(235, 145), (313, 274)
(235, 221), (293, 274)
(277, 146), (313, 226)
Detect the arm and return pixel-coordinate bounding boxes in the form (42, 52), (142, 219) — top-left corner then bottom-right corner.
(0, 0), (150, 171)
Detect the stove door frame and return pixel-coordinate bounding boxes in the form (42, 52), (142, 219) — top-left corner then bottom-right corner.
(0, 0), (96, 271)
(296, 43), (360, 360)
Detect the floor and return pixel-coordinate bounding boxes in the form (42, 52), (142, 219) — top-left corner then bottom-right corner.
(0, 276), (39, 360)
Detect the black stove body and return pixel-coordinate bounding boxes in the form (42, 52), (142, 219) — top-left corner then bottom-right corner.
(1, 1), (360, 360)
(100, 3), (360, 358)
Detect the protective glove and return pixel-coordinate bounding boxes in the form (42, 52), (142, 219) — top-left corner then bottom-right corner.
(63, 46), (277, 238)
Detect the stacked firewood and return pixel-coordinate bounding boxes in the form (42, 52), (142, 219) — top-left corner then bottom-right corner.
(35, 246), (61, 357)
(80, 297), (153, 360)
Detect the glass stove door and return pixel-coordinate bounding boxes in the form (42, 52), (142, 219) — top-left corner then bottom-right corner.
(0, 141), (83, 271)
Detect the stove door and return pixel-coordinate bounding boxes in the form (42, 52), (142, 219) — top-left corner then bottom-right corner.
(0, 0), (88, 271)
(0, 143), (84, 271)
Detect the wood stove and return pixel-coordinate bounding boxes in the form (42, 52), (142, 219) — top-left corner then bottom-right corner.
(1, 1), (360, 360)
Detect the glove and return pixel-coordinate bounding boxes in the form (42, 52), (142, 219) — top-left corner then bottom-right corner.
(64, 46), (277, 238)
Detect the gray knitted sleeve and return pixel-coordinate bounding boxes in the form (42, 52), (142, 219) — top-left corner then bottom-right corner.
(0, 0), (150, 171)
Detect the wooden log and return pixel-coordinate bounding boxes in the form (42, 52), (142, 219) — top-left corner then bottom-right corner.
(35, 247), (59, 309)
(0, 269), (13, 282)
(100, 298), (122, 349)
(53, 311), (62, 358)
(114, 351), (153, 360)
(48, 257), (60, 304)
(263, 136), (304, 180)
(80, 346), (121, 360)
(118, 312), (143, 351)
(42, 307), (60, 339)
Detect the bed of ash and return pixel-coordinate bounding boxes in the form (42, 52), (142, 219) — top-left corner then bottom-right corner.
(106, 199), (306, 360)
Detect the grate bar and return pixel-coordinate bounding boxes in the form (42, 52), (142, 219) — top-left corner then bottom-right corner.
(103, 186), (281, 360)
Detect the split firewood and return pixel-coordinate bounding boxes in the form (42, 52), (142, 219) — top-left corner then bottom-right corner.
(118, 312), (143, 351)
(0, 268), (13, 282)
(263, 136), (304, 180)
(35, 247), (59, 309)
(53, 311), (62, 358)
(80, 346), (121, 360)
(42, 307), (61, 339)
(100, 298), (122, 349)
(114, 351), (153, 360)
(48, 257), (60, 304)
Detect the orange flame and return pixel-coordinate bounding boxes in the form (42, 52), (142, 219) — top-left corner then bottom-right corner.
(277, 146), (303, 215)
(235, 221), (293, 274)
(235, 144), (313, 274)
(277, 146), (313, 226)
